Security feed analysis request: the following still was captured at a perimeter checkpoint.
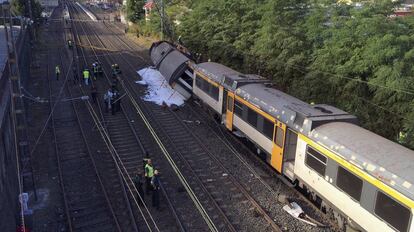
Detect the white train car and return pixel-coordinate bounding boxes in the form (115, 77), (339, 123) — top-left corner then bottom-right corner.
(148, 41), (414, 232)
(296, 122), (414, 232)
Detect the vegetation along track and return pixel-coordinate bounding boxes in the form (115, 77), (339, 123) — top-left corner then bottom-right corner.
(102, 18), (336, 230)
(103, 13), (338, 231)
(96, 10), (336, 232)
(71, 3), (336, 232)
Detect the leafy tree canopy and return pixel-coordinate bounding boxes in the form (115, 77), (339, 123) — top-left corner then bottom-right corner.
(141, 0), (414, 149)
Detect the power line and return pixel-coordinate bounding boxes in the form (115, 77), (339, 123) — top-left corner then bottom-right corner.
(266, 58), (414, 96)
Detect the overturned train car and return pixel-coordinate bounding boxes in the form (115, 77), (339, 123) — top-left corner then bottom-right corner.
(149, 41), (194, 99)
(148, 41), (414, 232)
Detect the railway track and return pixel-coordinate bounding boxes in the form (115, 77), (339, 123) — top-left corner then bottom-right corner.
(96, 18), (336, 232)
(68, 4), (336, 232)
(40, 5), (144, 231)
(91, 22), (284, 231)
(71, 6), (284, 232)
(68, 3), (188, 232)
(95, 14), (335, 232)
(45, 9), (121, 231)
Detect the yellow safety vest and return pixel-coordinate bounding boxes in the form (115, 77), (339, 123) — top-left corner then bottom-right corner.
(145, 164), (154, 178)
(83, 70), (89, 79)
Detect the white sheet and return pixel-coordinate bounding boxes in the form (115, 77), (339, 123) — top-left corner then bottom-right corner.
(136, 67), (185, 107)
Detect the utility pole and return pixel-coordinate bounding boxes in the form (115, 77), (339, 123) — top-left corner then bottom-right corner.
(160, 0), (164, 40)
(26, 0), (36, 41)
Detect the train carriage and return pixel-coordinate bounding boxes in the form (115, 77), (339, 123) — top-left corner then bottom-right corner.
(149, 41), (193, 99)
(297, 122), (414, 232)
(190, 62), (265, 116)
(148, 41), (414, 232)
(229, 83), (357, 176)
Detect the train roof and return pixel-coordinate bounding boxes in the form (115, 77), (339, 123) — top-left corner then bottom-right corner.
(311, 122), (414, 201)
(192, 62), (242, 83)
(235, 83), (357, 134)
(191, 62), (266, 90)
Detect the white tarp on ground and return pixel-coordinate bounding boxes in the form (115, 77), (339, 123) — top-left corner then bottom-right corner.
(136, 67), (185, 107)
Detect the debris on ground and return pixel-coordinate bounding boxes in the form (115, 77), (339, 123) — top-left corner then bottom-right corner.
(283, 202), (327, 228)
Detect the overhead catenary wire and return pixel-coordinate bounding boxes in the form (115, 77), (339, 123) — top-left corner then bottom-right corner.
(67, 3), (162, 231)
(76, 10), (220, 231)
(89, 14), (221, 230)
(246, 53), (414, 96)
(22, 59), (74, 171)
(83, 98), (160, 232)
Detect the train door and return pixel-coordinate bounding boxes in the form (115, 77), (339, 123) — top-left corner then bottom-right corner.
(270, 121), (286, 173)
(225, 92), (234, 130)
(222, 88), (228, 115)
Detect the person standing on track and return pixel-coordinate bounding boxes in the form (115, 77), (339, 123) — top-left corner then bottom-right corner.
(72, 65), (79, 84)
(92, 61), (99, 80)
(83, 69), (90, 86)
(111, 87), (118, 115)
(151, 170), (161, 210)
(133, 171), (145, 206)
(91, 86), (97, 104)
(144, 159), (154, 195)
(55, 65), (61, 81)
(103, 88), (113, 112)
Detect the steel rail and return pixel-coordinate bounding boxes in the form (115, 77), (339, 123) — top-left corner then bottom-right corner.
(100, 13), (336, 231)
(72, 9), (219, 231)
(46, 47), (74, 232)
(68, 3), (162, 232)
(65, 4), (141, 232)
(69, 4), (192, 232)
(86, 18), (238, 232)
(45, 14), (122, 231)
(98, 23), (284, 232)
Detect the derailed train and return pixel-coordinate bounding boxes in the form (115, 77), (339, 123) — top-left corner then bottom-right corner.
(149, 41), (414, 232)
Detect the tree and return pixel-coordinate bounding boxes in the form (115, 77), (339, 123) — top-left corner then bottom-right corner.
(11, 0), (42, 21)
(175, 0), (414, 149)
(305, 1), (414, 147)
(126, 0), (145, 23)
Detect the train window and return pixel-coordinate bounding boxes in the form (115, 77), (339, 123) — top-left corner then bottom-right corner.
(263, 118), (274, 140)
(247, 108), (258, 127)
(210, 85), (219, 101)
(202, 79), (209, 93)
(305, 146), (326, 176)
(195, 75), (203, 88)
(274, 126), (284, 147)
(375, 191), (410, 232)
(336, 166), (363, 201)
(234, 100), (243, 116)
(227, 97), (233, 112)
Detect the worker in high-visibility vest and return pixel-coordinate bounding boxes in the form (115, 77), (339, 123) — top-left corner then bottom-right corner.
(144, 159), (154, 194)
(92, 61), (99, 80)
(83, 69), (90, 86)
(55, 65), (61, 81)
(151, 170), (161, 210)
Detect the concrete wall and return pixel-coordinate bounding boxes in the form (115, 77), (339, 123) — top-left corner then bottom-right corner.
(0, 23), (32, 231)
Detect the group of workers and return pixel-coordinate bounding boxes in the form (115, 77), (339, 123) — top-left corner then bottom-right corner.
(55, 60), (123, 115)
(133, 159), (161, 210)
